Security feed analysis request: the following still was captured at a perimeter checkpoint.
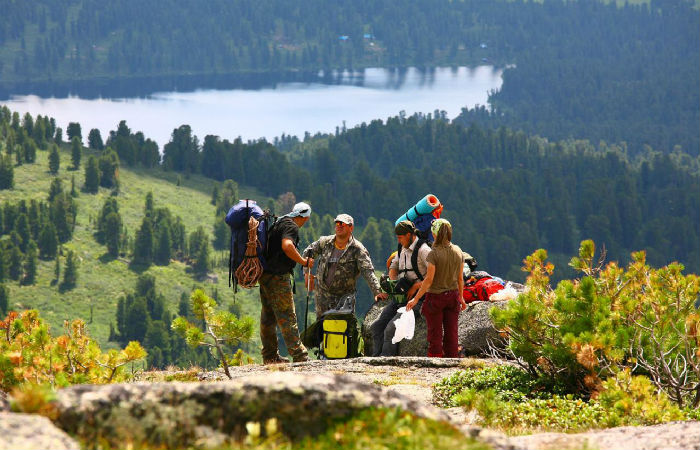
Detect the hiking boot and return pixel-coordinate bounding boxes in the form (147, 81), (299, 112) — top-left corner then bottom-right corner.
(292, 355), (309, 363)
(263, 355), (289, 365)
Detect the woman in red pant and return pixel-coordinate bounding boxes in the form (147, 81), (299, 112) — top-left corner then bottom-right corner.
(406, 219), (467, 357)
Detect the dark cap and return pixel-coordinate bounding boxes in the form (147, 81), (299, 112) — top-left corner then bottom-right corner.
(394, 220), (416, 235)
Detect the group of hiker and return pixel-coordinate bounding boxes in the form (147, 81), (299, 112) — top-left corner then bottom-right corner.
(249, 199), (468, 364)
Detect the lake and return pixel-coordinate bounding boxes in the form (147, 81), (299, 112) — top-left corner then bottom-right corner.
(1, 66), (502, 149)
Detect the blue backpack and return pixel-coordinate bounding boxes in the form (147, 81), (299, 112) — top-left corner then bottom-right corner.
(412, 213), (437, 243)
(225, 199), (275, 291)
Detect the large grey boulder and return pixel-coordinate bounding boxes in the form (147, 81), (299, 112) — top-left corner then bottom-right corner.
(0, 412), (80, 450)
(53, 372), (449, 448)
(458, 300), (509, 355)
(362, 297), (514, 357)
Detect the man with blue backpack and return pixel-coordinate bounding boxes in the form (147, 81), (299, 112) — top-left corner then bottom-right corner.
(259, 202), (314, 364)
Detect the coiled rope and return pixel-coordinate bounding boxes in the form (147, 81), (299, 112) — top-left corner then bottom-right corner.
(235, 216), (263, 288)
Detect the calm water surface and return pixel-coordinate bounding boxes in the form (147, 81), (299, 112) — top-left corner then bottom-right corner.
(2, 66), (502, 148)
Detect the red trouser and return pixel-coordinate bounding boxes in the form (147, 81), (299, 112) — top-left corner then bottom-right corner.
(421, 289), (460, 358)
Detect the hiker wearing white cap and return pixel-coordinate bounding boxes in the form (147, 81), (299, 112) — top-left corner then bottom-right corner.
(259, 201), (314, 364)
(302, 213), (388, 317)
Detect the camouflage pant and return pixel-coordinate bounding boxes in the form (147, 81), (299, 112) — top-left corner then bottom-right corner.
(259, 273), (308, 362)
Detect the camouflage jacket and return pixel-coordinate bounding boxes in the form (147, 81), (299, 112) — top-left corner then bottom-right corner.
(302, 235), (382, 298)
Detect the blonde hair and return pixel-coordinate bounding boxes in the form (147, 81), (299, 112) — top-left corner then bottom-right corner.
(433, 221), (452, 246)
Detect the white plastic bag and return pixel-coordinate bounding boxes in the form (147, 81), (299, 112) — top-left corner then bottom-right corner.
(489, 282), (518, 301)
(391, 306), (415, 344)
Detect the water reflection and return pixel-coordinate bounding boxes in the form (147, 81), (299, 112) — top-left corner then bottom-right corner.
(1, 66), (502, 148)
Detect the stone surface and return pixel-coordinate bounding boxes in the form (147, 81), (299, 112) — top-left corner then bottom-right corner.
(509, 421), (700, 450)
(362, 298), (512, 357)
(53, 371), (452, 447)
(0, 412), (80, 450)
(458, 300), (510, 355)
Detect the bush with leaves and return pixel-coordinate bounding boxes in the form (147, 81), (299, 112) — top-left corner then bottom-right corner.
(172, 289), (254, 378)
(0, 310), (146, 391)
(491, 240), (700, 408)
(438, 366), (687, 434)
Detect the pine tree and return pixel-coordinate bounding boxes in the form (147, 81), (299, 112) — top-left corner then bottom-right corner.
(133, 216), (154, 266)
(104, 212), (122, 257)
(54, 254), (61, 283)
(88, 128), (104, 150)
(9, 244), (23, 281)
(98, 149), (119, 188)
(48, 177), (63, 201)
(38, 222), (58, 260)
(66, 122), (81, 142)
(48, 144), (60, 174)
(0, 154), (13, 190)
(22, 240), (37, 285)
(0, 283), (8, 316)
(70, 175), (78, 197)
(84, 155), (100, 193)
(70, 136), (81, 169)
(144, 192), (154, 217)
(23, 140), (36, 163)
(54, 127), (63, 144)
(194, 240), (211, 276)
(13, 213), (30, 252)
(155, 226), (172, 265)
(62, 249), (78, 289)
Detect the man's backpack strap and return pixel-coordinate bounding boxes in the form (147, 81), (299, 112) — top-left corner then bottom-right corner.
(396, 239), (426, 281)
(410, 239), (427, 281)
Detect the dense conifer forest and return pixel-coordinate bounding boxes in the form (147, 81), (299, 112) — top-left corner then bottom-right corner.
(1, 0), (698, 365)
(1, 0), (698, 156)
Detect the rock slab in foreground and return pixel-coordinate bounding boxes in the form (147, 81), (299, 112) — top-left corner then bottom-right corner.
(509, 420), (700, 450)
(0, 412), (80, 450)
(54, 372), (451, 446)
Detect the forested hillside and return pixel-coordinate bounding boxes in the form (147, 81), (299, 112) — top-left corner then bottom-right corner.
(1, 103), (699, 362)
(166, 114), (700, 285)
(0, 107), (264, 368)
(1, 0), (698, 156)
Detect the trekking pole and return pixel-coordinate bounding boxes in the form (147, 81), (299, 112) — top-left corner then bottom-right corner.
(304, 267), (311, 335)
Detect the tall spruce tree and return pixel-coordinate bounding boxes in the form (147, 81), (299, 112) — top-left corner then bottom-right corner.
(0, 283), (8, 316)
(0, 155), (13, 190)
(84, 155), (100, 193)
(38, 222), (58, 260)
(48, 177), (63, 201)
(70, 136), (81, 169)
(104, 212), (122, 257)
(48, 144), (60, 174)
(133, 216), (154, 266)
(22, 241), (37, 285)
(9, 244), (22, 281)
(88, 128), (104, 150)
(62, 249), (78, 289)
(155, 226), (172, 265)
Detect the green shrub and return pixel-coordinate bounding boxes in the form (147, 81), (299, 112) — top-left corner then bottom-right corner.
(443, 367), (690, 434)
(433, 365), (569, 408)
(491, 240), (700, 407)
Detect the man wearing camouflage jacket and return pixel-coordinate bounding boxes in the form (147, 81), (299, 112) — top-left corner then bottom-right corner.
(303, 213), (388, 317)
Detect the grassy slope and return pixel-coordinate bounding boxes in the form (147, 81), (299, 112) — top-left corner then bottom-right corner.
(0, 143), (266, 350)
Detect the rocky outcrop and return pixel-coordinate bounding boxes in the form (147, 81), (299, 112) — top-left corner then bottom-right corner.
(362, 298), (512, 357)
(53, 372), (451, 448)
(0, 412), (80, 450)
(509, 420), (700, 450)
